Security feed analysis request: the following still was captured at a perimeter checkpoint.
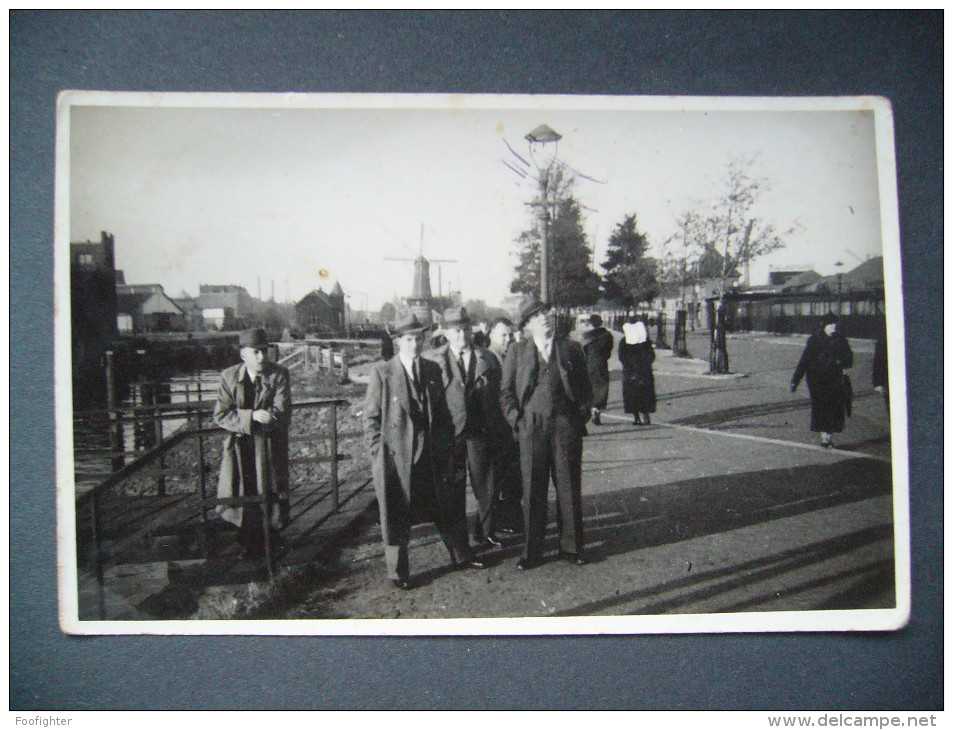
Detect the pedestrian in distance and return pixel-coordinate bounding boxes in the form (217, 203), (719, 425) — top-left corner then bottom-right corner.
(486, 316), (523, 534)
(618, 319), (656, 426)
(500, 296), (594, 570)
(872, 321), (889, 414)
(424, 306), (510, 550)
(212, 327), (291, 560)
(362, 312), (485, 591)
(790, 312), (855, 449)
(580, 313), (614, 425)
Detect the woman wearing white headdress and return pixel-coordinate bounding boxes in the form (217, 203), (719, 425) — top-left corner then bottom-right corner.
(618, 319), (656, 426)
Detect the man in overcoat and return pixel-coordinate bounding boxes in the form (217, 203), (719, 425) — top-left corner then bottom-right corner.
(580, 313), (614, 425)
(213, 327), (291, 560)
(425, 306), (510, 548)
(500, 296), (594, 569)
(363, 312), (484, 590)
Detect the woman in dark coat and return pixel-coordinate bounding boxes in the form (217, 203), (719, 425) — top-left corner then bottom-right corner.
(790, 312), (854, 448)
(618, 320), (656, 426)
(581, 314), (614, 425)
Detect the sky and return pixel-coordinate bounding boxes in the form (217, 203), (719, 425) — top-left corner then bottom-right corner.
(67, 94), (890, 313)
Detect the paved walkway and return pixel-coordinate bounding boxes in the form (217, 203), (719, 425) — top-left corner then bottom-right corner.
(280, 331), (899, 622)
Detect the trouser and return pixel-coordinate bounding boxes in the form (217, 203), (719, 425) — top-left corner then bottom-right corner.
(518, 412), (584, 559)
(378, 453), (473, 581)
(454, 434), (496, 540)
(494, 432), (523, 532)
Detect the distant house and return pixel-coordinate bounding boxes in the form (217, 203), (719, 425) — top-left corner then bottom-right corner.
(70, 231), (119, 406)
(805, 256), (885, 296)
(295, 282), (346, 334)
(116, 283), (188, 333)
(172, 290), (205, 331)
(696, 246), (741, 300)
(195, 284), (255, 330)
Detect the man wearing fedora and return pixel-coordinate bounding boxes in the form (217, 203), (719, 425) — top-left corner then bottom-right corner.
(363, 312), (484, 590)
(213, 327), (291, 560)
(425, 306), (511, 550)
(500, 296), (594, 569)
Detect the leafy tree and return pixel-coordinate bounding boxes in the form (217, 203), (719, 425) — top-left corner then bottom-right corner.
(601, 214), (660, 308)
(510, 169), (600, 308)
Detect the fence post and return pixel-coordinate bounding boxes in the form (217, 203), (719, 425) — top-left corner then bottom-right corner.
(330, 403), (339, 511)
(154, 401), (166, 497)
(339, 349), (350, 384)
(195, 418), (210, 558)
(105, 351), (125, 471)
(90, 490), (106, 620)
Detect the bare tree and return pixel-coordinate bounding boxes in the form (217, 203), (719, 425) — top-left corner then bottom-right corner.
(670, 157), (793, 372)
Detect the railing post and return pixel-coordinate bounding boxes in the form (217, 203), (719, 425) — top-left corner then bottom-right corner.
(90, 490), (106, 620)
(330, 402), (340, 511)
(105, 351), (125, 471)
(195, 419), (210, 558)
(154, 402), (166, 497)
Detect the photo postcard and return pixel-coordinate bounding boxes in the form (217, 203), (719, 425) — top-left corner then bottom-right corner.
(55, 92), (910, 635)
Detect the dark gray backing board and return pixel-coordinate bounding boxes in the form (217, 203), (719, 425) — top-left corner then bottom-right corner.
(11, 10), (942, 710)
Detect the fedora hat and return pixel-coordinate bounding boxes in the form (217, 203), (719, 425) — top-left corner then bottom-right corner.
(392, 312), (428, 337)
(238, 327), (269, 349)
(441, 306), (471, 328)
(517, 295), (550, 329)
(585, 313), (603, 327)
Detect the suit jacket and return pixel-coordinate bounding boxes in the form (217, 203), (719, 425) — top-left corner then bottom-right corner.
(500, 335), (594, 436)
(424, 343), (509, 438)
(363, 356), (456, 535)
(213, 360), (291, 526)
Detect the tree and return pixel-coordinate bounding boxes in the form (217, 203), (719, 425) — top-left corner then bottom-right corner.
(510, 169), (601, 308)
(684, 156), (792, 372)
(601, 214), (660, 308)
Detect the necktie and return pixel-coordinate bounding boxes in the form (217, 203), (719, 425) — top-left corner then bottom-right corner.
(412, 360), (422, 398)
(458, 350), (468, 382)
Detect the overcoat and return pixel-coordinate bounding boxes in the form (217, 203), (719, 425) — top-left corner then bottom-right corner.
(582, 326), (614, 410)
(424, 343), (509, 438)
(618, 340), (657, 414)
(499, 335), (594, 436)
(792, 330), (854, 433)
(213, 360), (291, 527)
(362, 356), (458, 544)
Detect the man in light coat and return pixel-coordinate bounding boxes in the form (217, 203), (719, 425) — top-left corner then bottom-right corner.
(500, 296), (594, 569)
(363, 312), (484, 590)
(425, 306), (510, 548)
(213, 327), (291, 560)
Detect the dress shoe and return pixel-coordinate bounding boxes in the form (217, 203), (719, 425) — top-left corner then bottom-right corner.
(558, 550), (587, 566)
(459, 558), (486, 570)
(516, 557), (542, 571)
(498, 526), (518, 535)
(391, 578), (413, 590)
(483, 533), (503, 547)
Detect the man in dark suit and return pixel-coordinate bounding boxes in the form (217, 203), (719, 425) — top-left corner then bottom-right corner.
(500, 296), (594, 569)
(486, 316), (523, 534)
(363, 312), (484, 590)
(425, 306), (510, 549)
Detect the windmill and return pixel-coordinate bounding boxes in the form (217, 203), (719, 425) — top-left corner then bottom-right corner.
(384, 224), (458, 325)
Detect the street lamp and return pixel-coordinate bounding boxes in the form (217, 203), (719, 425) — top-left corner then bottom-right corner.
(525, 124), (561, 304)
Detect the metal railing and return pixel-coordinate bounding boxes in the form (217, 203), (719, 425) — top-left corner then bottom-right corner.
(76, 397), (351, 620)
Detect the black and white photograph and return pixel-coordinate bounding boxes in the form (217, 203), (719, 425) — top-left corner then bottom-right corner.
(56, 92), (909, 635)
